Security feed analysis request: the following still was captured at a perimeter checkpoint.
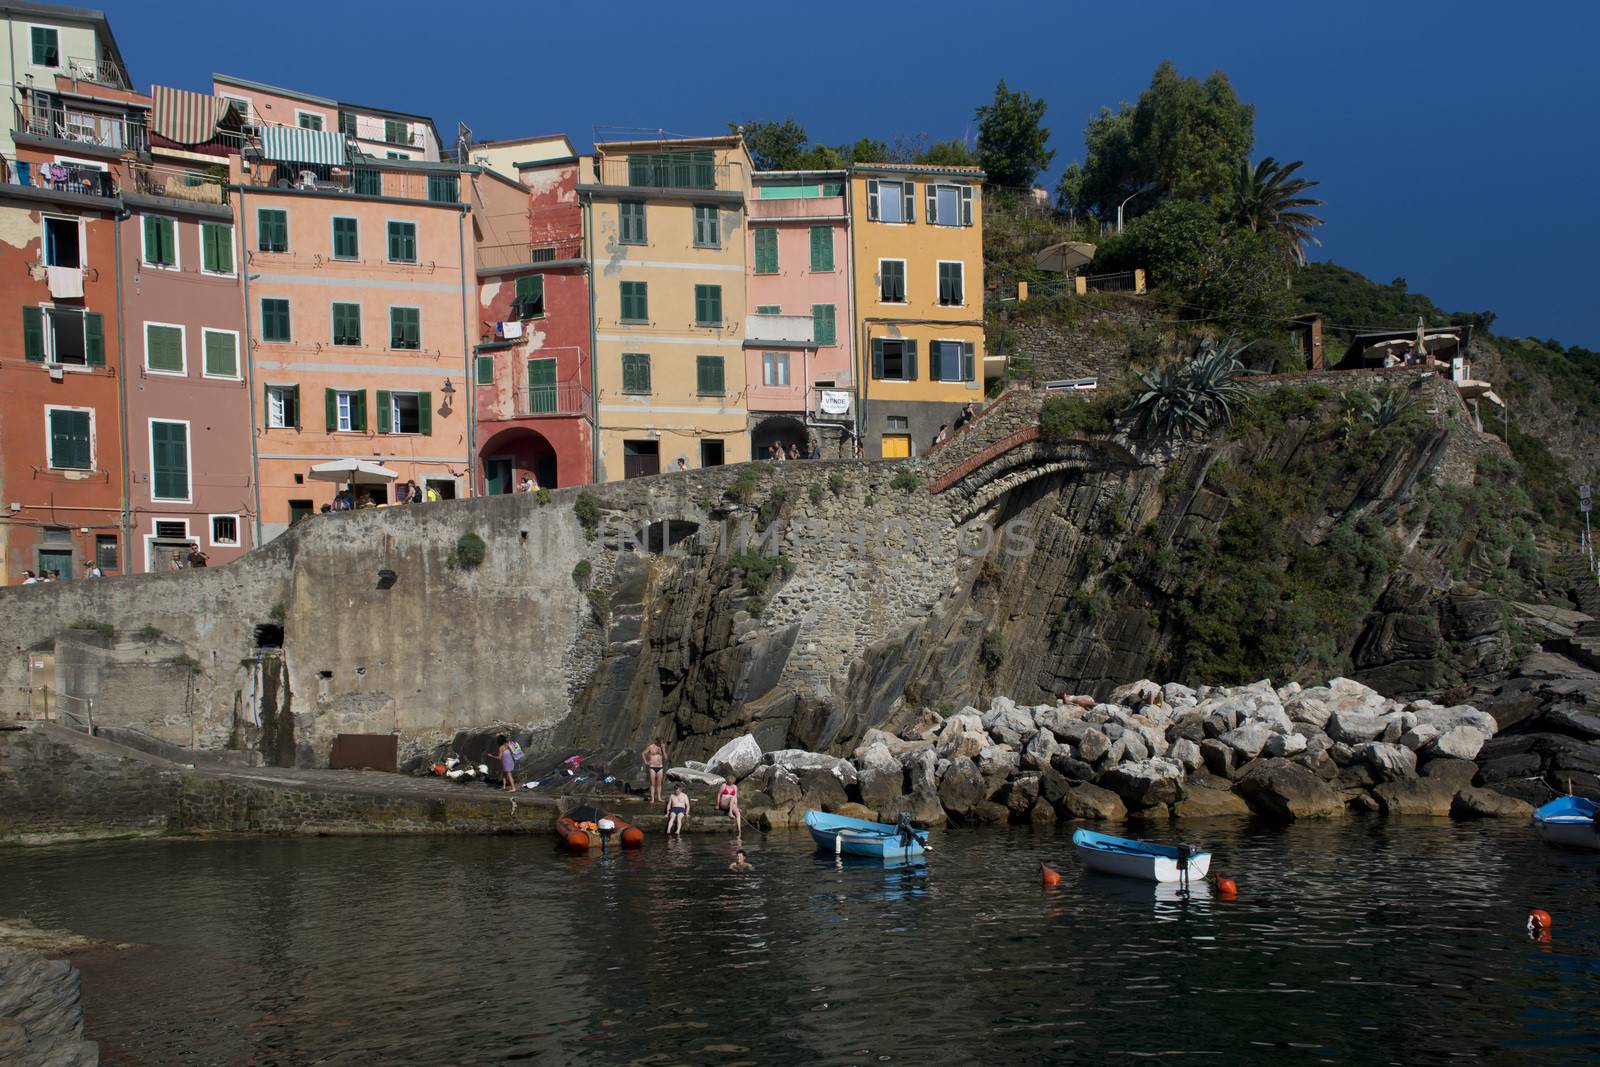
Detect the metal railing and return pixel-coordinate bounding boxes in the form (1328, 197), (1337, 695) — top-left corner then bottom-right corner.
(129, 161), (229, 205)
(1, 154), (118, 198)
(476, 238), (582, 271)
(64, 55), (130, 89)
(595, 154), (731, 192)
(518, 380), (589, 417)
(248, 160), (460, 205)
(149, 127), (253, 158)
(16, 103), (146, 152)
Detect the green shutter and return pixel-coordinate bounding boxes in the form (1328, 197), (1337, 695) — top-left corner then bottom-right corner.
(143, 216), (174, 265)
(812, 304), (835, 346)
(622, 353), (650, 394)
(515, 275), (544, 317)
(352, 390), (366, 431)
(333, 217), (358, 259)
(151, 421), (188, 500)
(202, 223), (232, 274)
(258, 210), (286, 253)
(809, 227), (833, 271)
(906, 340), (918, 380)
(204, 332), (237, 377)
(32, 26), (57, 66)
(262, 299), (290, 342)
(376, 390), (392, 433)
(333, 302), (360, 345)
(23, 306), (44, 361)
(529, 357), (556, 413)
(929, 342), (943, 381)
(418, 392), (432, 436)
(50, 411), (90, 469)
(695, 285), (721, 326)
(388, 222), (416, 262)
(146, 324), (182, 372)
(963, 342), (976, 382)
(696, 355), (724, 396)
(476, 354), (494, 385)
(871, 338), (884, 379)
(84, 312), (104, 366)
(621, 281), (647, 322)
(325, 388), (338, 430)
(754, 228), (777, 274)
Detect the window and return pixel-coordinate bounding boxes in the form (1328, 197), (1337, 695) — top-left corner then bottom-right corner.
(142, 215), (177, 268)
(384, 119), (411, 145)
(144, 323), (185, 374)
(332, 302), (362, 346)
(30, 26), (59, 67)
(872, 338), (918, 381)
(353, 168), (381, 196)
(95, 534), (118, 571)
(755, 304), (781, 315)
(43, 216), (80, 267)
(762, 351), (790, 387)
(203, 329), (239, 379)
(297, 111), (324, 131)
(387, 220), (417, 263)
(809, 226), (834, 272)
(618, 201), (646, 244)
(257, 208), (288, 253)
(265, 385), (299, 429)
(926, 184), (973, 226)
(752, 227), (778, 274)
(426, 174), (458, 203)
(339, 111), (357, 136)
(938, 262), (964, 306)
(700, 440), (724, 467)
(377, 390), (430, 435)
(696, 355), (724, 396)
(692, 205), (720, 248)
(332, 217), (358, 259)
(327, 388), (366, 432)
(812, 304), (836, 346)
(620, 281), (648, 323)
(201, 223), (233, 275)
(390, 307), (420, 350)
(476, 354), (494, 385)
(528, 357), (556, 413)
(626, 150), (715, 190)
(47, 408), (91, 470)
(26, 307), (103, 366)
(210, 515), (240, 547)
(931, 340), (975, 382)
(694, 284), (722, 326)
(867, 179), (914, 223)
(879, 260), (906, 303)
(886, 416), (910, 430)
(150, 420), (190, 502)
(621, 352), (651, 395)
(385, 152), (407, 160)
(260, 298), (291, 342)
(513, 275), (544, 318)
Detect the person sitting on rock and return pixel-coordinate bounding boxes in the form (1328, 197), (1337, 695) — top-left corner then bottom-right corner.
(717, 775), (742, 828)
(665, 785), (690, 836)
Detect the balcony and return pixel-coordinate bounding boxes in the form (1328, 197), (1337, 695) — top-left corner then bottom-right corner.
(149, 127), (253, 159)
(594, 153), (731, 192)
(63, 56), (130, 90)
(477, 237), (582, 273)
(750, 195), (846, 220)
(746, 314), (814, 346)
(128, 161), (229, 206)
(248, 159), (460, 204)
(16, 104), (146, 153)
(1, 154), (117, 199)
(516, 380), (589, 418)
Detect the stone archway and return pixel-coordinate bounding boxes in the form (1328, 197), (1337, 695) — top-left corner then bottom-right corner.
(479, 426), (558, 494)
(751, 415), (808, 461)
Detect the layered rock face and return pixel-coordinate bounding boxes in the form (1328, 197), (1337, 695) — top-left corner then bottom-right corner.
(0, 943), (97, 1066)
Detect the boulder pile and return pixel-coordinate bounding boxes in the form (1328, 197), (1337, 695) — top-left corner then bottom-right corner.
(667, 676), (1536, 828)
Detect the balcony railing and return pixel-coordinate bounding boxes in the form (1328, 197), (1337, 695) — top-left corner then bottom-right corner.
(518, 380), (589, 417)
(16, 104), (146, 153)
(595, 153), (731, 192)
(746, 314), (815, 346)
(128, 161), (229, 205)
(149, 127), (253, 159)
(750, 195), (846, 219)
(64, 56), (130, 90)
(1, 154), (118, 198)
(249, 160), (460, 204)
(476, 238), (582, 272)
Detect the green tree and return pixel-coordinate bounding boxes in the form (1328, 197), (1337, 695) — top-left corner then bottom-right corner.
(975, 80), (1054, 188)
(734, 118), (810, 170)
(841, 136), (889, 163)
(918, 138), (979, 167)
(795, 143), (847, 169)
(1056, 105), (1137, 218)
(1232, 157), (1325, 266)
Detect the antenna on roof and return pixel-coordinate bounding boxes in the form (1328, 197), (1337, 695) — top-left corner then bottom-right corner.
(456, 121), (473, 164)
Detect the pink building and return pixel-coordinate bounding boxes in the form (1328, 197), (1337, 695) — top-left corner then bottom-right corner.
(745, 170), (855, 458)
(211, 74), (442, 162)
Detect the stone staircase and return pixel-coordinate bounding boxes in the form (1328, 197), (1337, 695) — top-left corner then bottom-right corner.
(1559, 551), (1600, 616)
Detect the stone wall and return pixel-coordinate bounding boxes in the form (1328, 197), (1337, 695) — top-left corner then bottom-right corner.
(999, 296), (1165, 385)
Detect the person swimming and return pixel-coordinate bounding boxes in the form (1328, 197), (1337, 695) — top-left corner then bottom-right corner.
(665, 785), (689, 836)
(729, 849), (754, 871)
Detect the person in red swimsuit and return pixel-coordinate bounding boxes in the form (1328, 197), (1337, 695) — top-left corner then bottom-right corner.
(717, 775), (741, 828)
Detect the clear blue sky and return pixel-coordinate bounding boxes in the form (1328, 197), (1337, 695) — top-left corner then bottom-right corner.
(97, 0), (1599, 346)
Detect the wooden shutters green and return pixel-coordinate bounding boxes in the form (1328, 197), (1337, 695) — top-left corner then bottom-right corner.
(811, 304), (836, 346)
(696, 355), (724, 396)
(962, 341), (976, 382)
(426, 174), (458, 203)
(387, 221), (417, 263)
(257, 209), (287, 253)
(528, 357), (557, 413)
(692, 205), (719, 247)
(143, 215), (175, 266)
(938, 262), (964, 305)
(753, 227), (778, 274)
(514, 275), (544, 318)
(84, 312), (104, 366)
(204, 331), (238, 377)
(150, 421), (188, 500)
(755, 305), (780, 315)
(201, 223), (232, 274)
(621, 353), (651, 394)
(353, 168), (380, 196)
(881, 260), (905, 302)
(476, 354), (494, 385)
(619, 201), (646, 244)
(48, 410), (90, 469)
(332, 302), (361, 345)
(694, 284), (721, 326)
(390, 307), (420, 349)
(376, 389), (391, 433)
(385, 119), (409, 144)
(261, 298), (290, 342)
(31, 26), (58, 66)
(417, 392), (432, 436)
(332, 217), (358, 259)
(23, 307), (44, 361)
(809, 226), (833, 271)
(325, 389), (366, 431)
(145, 324), (183, 373)
(620, 281), (648, 322)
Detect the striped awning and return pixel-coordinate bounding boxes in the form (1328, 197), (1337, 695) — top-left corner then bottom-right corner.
(151, 85), (235, 146)
(259, 125), (347, 166)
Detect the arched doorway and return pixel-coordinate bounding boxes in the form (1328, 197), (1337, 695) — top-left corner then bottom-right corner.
(751, 415), (808, 461)
(480, 426), (558, 494)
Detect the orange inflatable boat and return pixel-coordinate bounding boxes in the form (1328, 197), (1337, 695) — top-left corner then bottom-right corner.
(557, 803), (644, 851)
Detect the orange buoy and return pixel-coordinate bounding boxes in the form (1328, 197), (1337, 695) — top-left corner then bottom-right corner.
(1215, 875), (1238, 900)
(1528, 908), (1552, 941)
(621, 826), (645, 848)
(565, 830), (590, 851)
(1040, 862), (1062, 887)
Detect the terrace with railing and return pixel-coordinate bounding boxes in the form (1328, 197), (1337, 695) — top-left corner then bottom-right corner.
(63, 55), (130, 90)
(15, 103), (146, 153)
(476, 237), (583, 273)
(593, 152), (733, 192)
(128, 161), (229, 205)
(750, 193), (846, 219)
(516, 379), (589, 418)
(247, 158), (462, 204)
(0, 154), (117, 199)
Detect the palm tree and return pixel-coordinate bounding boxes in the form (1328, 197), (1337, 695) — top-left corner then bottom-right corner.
(1233, 157), (1326, 266)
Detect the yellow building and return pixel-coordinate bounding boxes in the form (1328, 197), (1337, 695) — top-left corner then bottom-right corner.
(847, 163), (991, 458)
(580, 135), (753, 478)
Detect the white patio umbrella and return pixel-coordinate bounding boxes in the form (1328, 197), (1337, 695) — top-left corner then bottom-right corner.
(307, 459), (399, 486)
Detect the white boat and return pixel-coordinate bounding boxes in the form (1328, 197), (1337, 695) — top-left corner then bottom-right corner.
(1072, 828), (1211, 884)
(1533, 795), (1600, 850)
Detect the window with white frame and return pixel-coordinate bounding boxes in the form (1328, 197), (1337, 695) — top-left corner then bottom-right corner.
(296, 110), (323, 131)
(926, 183), (973, 226)
(937, 261), (964, 306)
(266, 385), (298, 429)
(149, 419), (190, 502)
(867, 179), (915, 223)
(390, 391), (421, 434)
(210, 515), (240, 547)
(43, 216), (80, 267)
(762, 351), (790, 387)
(144, 322), (185, 375)
(29, 26), (59, 68)
(879, 259), (906, 303)
(141, 214), (177, 269)
(202, 329), (239, 379)
(46, 407), (92, 470)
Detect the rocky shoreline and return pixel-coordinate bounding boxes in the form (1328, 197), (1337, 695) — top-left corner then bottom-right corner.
(669, 676), (1539, 829)
(0, 920), (103, 1066)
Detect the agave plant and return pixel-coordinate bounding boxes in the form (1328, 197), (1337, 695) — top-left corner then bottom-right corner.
(1127, 336), (1251, 445)
(1366, 390), (1415, 431)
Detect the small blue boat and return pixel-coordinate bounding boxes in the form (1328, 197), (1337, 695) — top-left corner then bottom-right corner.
(1533, 795), (1600, 850)
(1071, 828), (1211, 884)
(805, 809), (928, 859)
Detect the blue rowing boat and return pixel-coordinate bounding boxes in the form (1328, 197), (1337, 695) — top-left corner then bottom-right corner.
(805, 809), (928, 859)
(1533, 794), (1600, 850)
(1071, 828), (1211, 884)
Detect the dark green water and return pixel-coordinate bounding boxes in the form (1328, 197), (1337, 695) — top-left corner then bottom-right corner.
(2, 819), (1597, 1065)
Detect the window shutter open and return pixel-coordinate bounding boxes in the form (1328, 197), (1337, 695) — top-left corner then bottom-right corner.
(961, 186), (974, 225)
(904, 182), (915, 222)
(85, 313), (104, 366)
(376, 389), (391, 433)
(926, 185), (937, 223)
(929, 342), (943, 381)
(962, 341), (976, 382)
(906, 339), (918, 380)
(352, 390), (366, 431)
(325, 388), (337, 430)
(871, 338), (884, 379)
(23, 306), (44, 361)
(867, 180), (879, 220)
(291, 385), (301, 429)
(418, 392), (432, 435)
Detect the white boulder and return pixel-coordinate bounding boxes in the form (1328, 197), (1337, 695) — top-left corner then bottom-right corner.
(707, 733), (763, 780)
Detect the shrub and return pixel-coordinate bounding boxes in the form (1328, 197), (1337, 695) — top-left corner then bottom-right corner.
(452, 531), (487, 569)
(268, 602), (286, 624)
(864, 494), (877, 508)
(573, 492), (601, 537)
(535, 488), (551, 506)
(571, 560), (591, 587)
(728, 548), (793, 598)
(70, 620), (114, 636)
(586, 587), (610, 616)
(758, 486), (788, 528)
(889, 470), (921, 492)
(729, 468), (763, 506)
(980, 628), (1006, 673)
(169, 653), (201, 672)
(828, 472), (846, 496)
(1039, 393), (1117, 441)
(134, 625), (162, 642)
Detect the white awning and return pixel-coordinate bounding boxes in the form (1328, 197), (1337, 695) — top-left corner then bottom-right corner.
(307, 459), (399, 485)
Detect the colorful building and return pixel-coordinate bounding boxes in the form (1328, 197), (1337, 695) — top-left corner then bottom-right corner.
(0, 1), (132, 159)
(746, 169), (854, 458)
(469, 135), (592, 492)
(580, 134), (753, 479)
(211, 74), (442, 163)
(846, 163), (989, 458)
